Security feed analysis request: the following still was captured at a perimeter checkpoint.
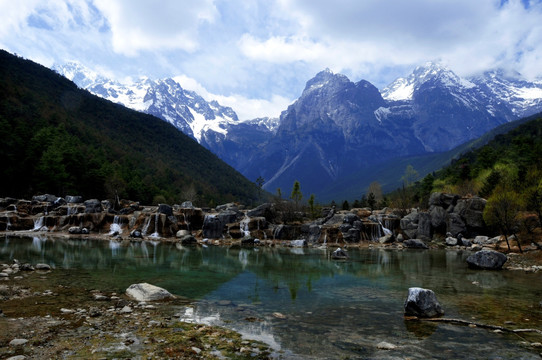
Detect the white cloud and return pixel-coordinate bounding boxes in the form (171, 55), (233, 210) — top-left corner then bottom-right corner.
(247, 0), (542, 81)
(2, 0), (542, 121)
(93, 0), (218, 55)
(173, 75), (292, 119)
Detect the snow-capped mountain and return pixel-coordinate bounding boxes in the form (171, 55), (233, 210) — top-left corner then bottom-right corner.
(53, 62), (279, 169)
(55, 62), (239, 142)
(240, 63), (542, 198)
(54, 61), (542, 200)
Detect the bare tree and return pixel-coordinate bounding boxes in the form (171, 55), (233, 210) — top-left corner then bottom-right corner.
(483, 185), (522, 252)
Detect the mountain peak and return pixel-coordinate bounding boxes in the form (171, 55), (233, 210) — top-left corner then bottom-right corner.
(303, 68), (350, 95)
(382, 61), (474, 101)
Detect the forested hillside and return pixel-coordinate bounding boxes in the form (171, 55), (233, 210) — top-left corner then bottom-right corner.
(0, 50), (260, 205)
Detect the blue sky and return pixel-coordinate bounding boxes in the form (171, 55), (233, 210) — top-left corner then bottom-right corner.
(1, 0), (542, 119)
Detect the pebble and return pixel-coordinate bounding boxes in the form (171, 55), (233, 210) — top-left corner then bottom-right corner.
(192, 347), (202, 354)
(272, 312), (286, 319)
(6, 356), (26, 360)
(60, 308), (75, 314)
(0, 272), (8, 278)
(35, 263), (51, 271)
(376, 341), (397, 350)
(9, 338), (29, 346)
(120, 306), (133, 314)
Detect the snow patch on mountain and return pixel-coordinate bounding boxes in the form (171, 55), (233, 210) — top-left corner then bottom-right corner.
(53, 62), (245, 142)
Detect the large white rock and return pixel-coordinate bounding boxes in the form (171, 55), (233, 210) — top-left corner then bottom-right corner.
(126, 283), (175, 302)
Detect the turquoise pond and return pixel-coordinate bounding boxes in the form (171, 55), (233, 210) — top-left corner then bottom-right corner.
(2, 235), (542, 359)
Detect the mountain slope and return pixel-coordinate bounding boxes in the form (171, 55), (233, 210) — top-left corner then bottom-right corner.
(0, 50), (260, 205)
(242, 64), (542, 199)
(54, 62), (279, 169)
(320, 111), (542, 202)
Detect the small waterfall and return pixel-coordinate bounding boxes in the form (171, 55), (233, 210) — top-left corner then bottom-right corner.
(240, 214), (251, 238)
(141, 216), (152, 236)
(183, 213), (190, 232)
(33, 216), (45, 231)
(379, 221), (392, 236)
(6, 216), (11, 231)
(323, 234), (327, 245)
(150, 213), (160, 238)
(109, 215), (122, 235)
(67, 204), (77, 215)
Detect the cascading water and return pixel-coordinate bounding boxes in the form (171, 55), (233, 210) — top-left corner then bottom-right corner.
(183, 213), (190, 232)
(67, 204), (77, 216)
(141, 216), (152, 236)
(150, 213), (160, 238)
(6, 216), (11, 231)
(379, 221), (392, 236)
(33, 216), (45, 231)
(240, 214), (251, 238)
(109, 215), (122, 235)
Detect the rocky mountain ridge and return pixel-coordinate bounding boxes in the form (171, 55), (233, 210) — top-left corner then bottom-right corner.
(54, 62), (542, 200)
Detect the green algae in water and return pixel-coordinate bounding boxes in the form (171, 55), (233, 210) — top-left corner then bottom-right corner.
(2, 236), (542, 359)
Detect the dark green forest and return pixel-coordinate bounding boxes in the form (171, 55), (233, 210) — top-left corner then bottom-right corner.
(0, 50), (260, 205)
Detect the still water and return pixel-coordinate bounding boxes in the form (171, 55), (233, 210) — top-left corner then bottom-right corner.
(2, 235), (542, 359)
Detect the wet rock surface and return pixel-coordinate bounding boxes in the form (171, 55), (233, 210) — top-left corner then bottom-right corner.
(0, 267), (273, 360)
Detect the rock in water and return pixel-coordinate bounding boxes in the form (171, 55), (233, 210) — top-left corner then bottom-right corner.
(466, 250), (507, 270)
(403, 239), (429, 249)
(126, 283), (175, 302)
(404, 287), (444, 318)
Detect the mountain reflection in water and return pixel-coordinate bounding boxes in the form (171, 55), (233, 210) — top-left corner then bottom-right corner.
(1, 236), (542, 359)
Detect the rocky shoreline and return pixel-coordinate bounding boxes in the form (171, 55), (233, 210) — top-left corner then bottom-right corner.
(2, 192), (542, 359)
(0, 257), (275, 360)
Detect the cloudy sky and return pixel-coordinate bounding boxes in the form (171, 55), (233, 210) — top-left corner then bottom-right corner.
(1, 0), (542, 119)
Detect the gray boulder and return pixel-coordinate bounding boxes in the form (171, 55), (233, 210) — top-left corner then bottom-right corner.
(343, 213), (360, 225)
(404, 287), (444, 318)
(126, 283), (175, 301)
(331, 247), (348, 259)
(445, 237), (458, 246)
(307, 224), (321, 243)
(430, 205), (448, 229)
(428, 192), (459, 209)
(84, 199), (103, 214)
(158, 204), (173, 216)
(417, 212), (432, 240)
(379, 234), (395, 244)
(66, 195), (83, 204)
(466, 250), (507, 270)
(400, 211), (419, 239)
(180, 201), (194, 209)
(454, 197), (487, 230)
(403, 239), (428, 249)
(202, 215), (224, 239)
(447, 213), (467, 237)
(180, 235), (197, 245)
(68, 226), (82, 234)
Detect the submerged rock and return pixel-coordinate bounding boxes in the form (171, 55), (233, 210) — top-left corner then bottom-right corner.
(331, 247), (348, 259)
(404, 287), (444, 318)
(126, 283), (175, 302)
(403, 239), (428, 249)
(466, 250), (507, 270)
